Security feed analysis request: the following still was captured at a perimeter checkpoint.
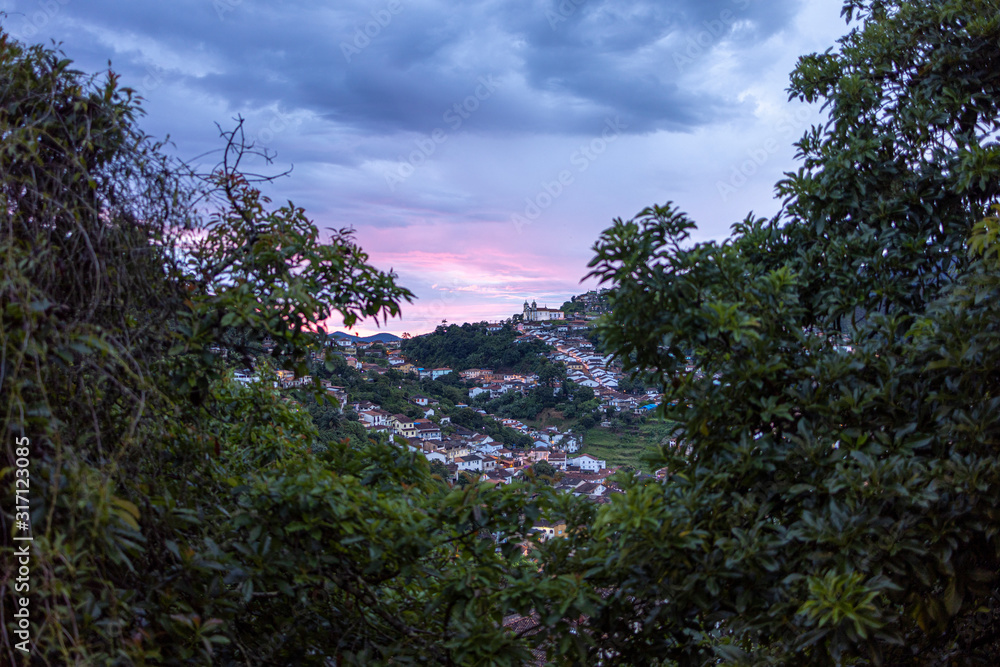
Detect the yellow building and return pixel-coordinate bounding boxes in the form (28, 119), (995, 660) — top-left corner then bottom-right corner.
(532, 519), (567, 541)
(391, 414), (418, 438)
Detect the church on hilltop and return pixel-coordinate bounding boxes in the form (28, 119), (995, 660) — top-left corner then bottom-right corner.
(523, 299), (565, 322)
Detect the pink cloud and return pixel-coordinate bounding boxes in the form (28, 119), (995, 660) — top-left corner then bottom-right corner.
(328, 228), (599, 337)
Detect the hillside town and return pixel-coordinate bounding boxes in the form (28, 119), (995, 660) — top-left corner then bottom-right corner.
(325, 296), (651, 502)
(225, 290), (669, 505)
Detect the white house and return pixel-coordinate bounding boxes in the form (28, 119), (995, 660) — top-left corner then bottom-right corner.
(405, 440), (447, 464)
(415, 422), (442, 441)
(232, 369), (258, 384)
(359, 410), (390, 427)
(423, 448), (447, 463)
(573, 481), (607, 499)
(455, 454), (483, 472)
(476, 442), (503, 456)
(568, 454), (605, 472)
(548, 451), (567, 469)
(501, 468), (522, 483)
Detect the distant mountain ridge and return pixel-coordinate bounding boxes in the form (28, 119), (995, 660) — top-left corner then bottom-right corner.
(328, 331), (401, 343)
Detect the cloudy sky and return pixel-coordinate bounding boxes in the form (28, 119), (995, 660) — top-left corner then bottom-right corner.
(3, 0), (848, 335)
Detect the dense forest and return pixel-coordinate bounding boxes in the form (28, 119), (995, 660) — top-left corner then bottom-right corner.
(401, 322), (552, 372)
(5, 2), (1000, 664)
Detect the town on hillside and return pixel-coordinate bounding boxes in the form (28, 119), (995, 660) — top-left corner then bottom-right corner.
(220, 289), (676, 502)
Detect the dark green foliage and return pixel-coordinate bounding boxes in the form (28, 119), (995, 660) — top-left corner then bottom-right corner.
(530, 460), (557, 482)
(560, 300), (585, 316)
(450, 408), (533, 449)
(340, 371), (413, 416)
(6, 2), (1000, 663)
(573, 1), (1000, 663)
(428, 459), (451, 481)
(401, 322), (551, 373)
(0, 34), (581, 665)
(296, 390), (371, 448)
(538, 360), (567, 386)
(480, 384), (558, 421)
(616, 374), (649, 394)
(471, 368), (601, 429)
(418, 375), (467, 405)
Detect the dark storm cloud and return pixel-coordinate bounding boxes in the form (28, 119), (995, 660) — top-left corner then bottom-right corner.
(11, 0), (800, 138)
(1, 0), (843, 335)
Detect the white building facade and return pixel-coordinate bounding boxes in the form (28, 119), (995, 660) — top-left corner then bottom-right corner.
(523, 300), (565, 322)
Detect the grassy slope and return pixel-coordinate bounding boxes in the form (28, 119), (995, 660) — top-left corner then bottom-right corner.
(525, 408), (571, 430)
(580, 419), (676, 471)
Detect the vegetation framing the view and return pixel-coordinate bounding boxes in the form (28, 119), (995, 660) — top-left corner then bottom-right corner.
(4, 1), (1000, 663)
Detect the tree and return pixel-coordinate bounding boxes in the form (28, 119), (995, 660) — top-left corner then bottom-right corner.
(531, 460), (558, 482)
(0, 34), (580, 666)
(401, 322), (552, 373)
(9, 3), (1000, 663)
(455, 470), (479, 488)
(573, 385), (596, 404)
(428, 459), (451, 481)
(538, 359), (565, 387)
(560, 300), (584, 317)
(569, 1), (1000, 663)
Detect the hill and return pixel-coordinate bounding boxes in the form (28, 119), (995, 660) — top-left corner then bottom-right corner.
(401, 322), (550, 373)
(328, 331), (401, 343)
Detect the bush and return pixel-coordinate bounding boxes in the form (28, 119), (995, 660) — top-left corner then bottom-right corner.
(0, 34), (574, 665)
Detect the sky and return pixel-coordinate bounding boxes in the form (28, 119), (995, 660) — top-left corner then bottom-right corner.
(2, 0), (849, 336)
